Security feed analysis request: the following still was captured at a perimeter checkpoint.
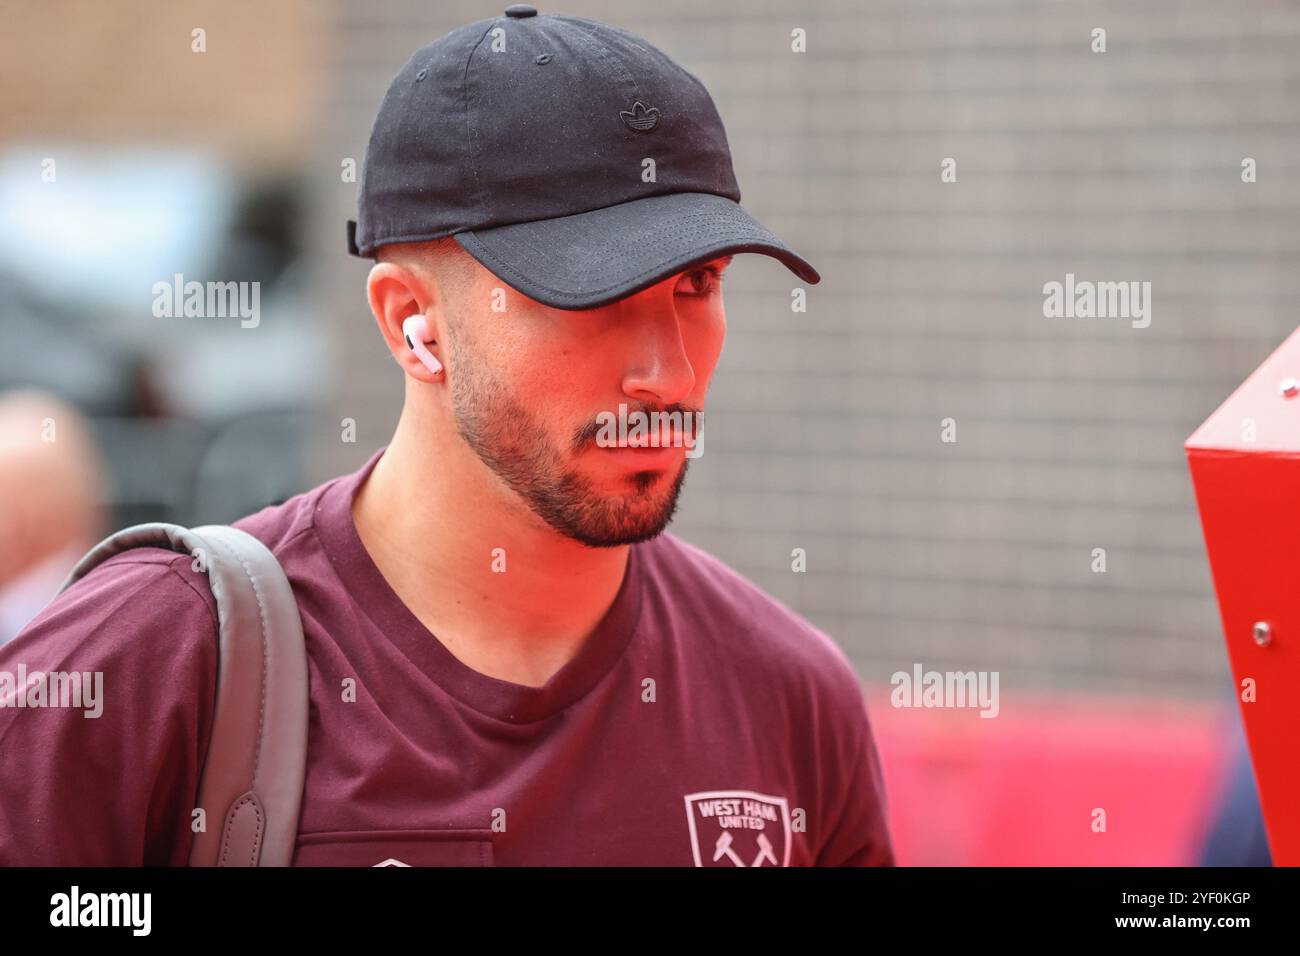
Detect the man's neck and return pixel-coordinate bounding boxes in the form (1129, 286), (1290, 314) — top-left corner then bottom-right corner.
(350, 410), (631, 689)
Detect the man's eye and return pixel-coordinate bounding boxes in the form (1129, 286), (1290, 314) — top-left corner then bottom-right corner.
(677, 265), (725, 296)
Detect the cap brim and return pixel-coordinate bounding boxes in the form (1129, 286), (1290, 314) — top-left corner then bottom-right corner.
(452, 192), (820, 311)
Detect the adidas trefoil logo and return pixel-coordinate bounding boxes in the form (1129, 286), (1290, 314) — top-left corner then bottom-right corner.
(619, 101), (660, 132)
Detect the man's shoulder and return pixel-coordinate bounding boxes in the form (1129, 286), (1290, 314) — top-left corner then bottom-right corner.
(641, 532), (864, 701)
(230, 469), (343, 556)
(4, 467), (348, 658)
(69, 469), (339, 611)
(0, 544), (219, 682)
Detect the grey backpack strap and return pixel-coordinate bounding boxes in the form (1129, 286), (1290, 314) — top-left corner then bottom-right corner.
(59, 521), (309, 866)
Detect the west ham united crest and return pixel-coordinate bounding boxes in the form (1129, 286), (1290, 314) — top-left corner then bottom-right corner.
(683, 790), (792, 867)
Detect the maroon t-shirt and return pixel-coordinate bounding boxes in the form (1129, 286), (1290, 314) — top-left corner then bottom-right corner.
(0, 446), (894, 866)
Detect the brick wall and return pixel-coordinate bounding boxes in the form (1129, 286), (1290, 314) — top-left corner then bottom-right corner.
(0, 0), (326, 160)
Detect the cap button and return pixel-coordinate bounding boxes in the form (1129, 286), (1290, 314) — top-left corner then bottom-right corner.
(504, 4), (537, 17)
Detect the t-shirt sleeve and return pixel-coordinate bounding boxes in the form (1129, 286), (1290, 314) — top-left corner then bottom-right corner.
(0, 551), (219, 865)
(814, 674), (897, 867)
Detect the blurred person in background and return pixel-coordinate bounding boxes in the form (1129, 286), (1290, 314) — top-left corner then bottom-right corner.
(0, 389), (106, 646)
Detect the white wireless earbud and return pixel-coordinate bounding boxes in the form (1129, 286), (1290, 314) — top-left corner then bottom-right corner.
(402, 315), (443, 375)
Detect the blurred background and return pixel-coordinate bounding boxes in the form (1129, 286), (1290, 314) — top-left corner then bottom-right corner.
(2, 0), (1295, 864)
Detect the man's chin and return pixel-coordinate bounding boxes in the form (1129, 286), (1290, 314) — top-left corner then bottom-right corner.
(553, 495), (679, 547)
(544, 465), (689, 547)
(572, 516), (674, 548)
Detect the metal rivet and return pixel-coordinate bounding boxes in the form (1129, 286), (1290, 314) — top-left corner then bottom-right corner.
(1280, 377), (1299, 398)
(1253, 621), (1272, 646)
(416, 68), (429, 81)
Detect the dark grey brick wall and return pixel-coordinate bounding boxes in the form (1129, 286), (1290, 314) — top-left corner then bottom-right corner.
(307, 0), (1300, 699)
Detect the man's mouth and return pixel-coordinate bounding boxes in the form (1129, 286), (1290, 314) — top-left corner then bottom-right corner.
(621, 429), (692, 448)
(593, 434), (689, 469)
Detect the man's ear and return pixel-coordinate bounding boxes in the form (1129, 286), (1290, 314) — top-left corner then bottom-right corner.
(367, 260), (445, 382)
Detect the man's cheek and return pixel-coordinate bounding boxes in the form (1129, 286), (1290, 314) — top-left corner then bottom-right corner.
(694, 335), (726, 386)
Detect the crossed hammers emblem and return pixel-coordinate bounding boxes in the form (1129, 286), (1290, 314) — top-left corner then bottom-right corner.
(712, 831), (778, 867)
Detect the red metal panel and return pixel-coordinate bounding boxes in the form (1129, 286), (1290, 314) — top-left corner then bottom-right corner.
(1186, 324), (1300, 866)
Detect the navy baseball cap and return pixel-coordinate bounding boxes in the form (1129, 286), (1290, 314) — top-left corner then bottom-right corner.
(347, 4), (821, 310)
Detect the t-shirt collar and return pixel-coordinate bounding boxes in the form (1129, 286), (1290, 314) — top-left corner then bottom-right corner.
(312, 445), (644, 723)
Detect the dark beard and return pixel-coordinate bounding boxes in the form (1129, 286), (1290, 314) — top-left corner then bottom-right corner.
(449, 363), (690, 547)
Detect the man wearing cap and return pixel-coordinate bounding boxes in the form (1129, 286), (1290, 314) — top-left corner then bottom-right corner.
(0, 7), (894, 867)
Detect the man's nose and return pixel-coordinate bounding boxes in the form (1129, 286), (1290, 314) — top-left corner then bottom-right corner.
(615, 293), (697, 405)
